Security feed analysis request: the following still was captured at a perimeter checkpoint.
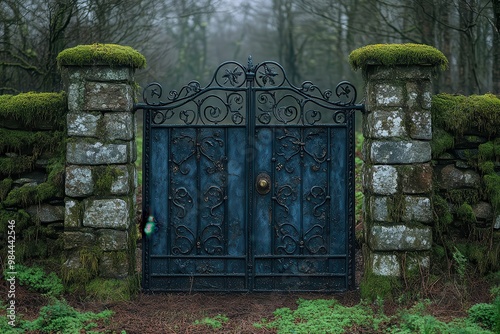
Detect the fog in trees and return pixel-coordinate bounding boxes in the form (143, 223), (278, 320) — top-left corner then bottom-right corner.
(1, 0), (498, 96)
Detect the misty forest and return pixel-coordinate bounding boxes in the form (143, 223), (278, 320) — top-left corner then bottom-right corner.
(1, 0), (499, 98)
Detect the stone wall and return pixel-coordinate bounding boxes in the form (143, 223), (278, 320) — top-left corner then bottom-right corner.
(361, 65), (435, 277)
(0, 92), (67, 261)
(61, 65), (138, 281)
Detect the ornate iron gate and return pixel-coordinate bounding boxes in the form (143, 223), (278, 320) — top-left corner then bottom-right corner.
(136, 57), (364, 292)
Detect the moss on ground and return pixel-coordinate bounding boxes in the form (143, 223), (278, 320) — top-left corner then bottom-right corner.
(349, 43), (448, 71)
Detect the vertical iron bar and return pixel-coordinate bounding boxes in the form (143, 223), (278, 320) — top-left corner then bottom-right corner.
(246, 56), (256, 291)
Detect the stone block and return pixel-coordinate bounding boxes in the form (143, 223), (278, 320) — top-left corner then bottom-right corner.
(68, 67), (133, 82)
(65, 166), (93, 197)
(365, 109), (406, 139)
(371, 253), (400, 276)
(97, 229), (128, 251)
(365, 165), (398, 195)
(67, 82), (84, 113)
(370, 140), (431, 164)
(366, 65), (433, 81)
(438, 164), (481, 189)
(26, 204), (64, 223)
(67, 112), (101, 137)
(369, 224), (432, 251)
(83, 199), (130, 230)
(408, 110), (432, 140)
(400, 163), (432, 194)
(66, 139), (129, 165)
(63, 231), (96, 249)
(374, 83), (404, 107)
(64, 199), (82, 228)
(103, 112), (134, 140)
(495, 215), (500, 229)
(472, 202), (493, 221)
(99, 251), (129, 278)
(370, 196), (392, 222)
(402, 196), (432, 223)
(84, 82), (133, 111)
(110, 165), (130, 195)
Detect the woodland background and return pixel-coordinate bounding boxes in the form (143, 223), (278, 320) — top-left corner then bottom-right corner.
(1, 0), (499, 97)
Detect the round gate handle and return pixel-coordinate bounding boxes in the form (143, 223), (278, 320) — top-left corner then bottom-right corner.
(256, 172), (271, 195)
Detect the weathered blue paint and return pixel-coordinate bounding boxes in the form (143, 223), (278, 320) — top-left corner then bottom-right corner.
(136, 58), (363, 292)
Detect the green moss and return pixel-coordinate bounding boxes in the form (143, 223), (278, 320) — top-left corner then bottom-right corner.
(360, 272), (401, 301)
(432, 93), (500, 136)
(94, 165), (125, 195)
(433, 194), (453, 233)
(0, 178), (13, 200)
(0, 155), (36, 176)
(349, 43), (448, 71)
(431, 128), (454, 158)
(57, 43), (146, 69)
(457, 203), (476, 225)
(84, 277), (133, 302)
(2, 182), (58, 208)
(0, 92), (66, 128)
(62, 246), (102, 284)
(0, 129), (63, 155)
(0, 208), (30, 235)
(484, 174), (500, 212)
(445, 189), (480, 205)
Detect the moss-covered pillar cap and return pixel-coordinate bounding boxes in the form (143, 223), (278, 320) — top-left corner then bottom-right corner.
(348, 43), (448, 73)
(56, 43), (146, 69)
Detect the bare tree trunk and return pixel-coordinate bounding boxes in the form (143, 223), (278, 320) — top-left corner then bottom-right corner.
(493, 0), (500, 93)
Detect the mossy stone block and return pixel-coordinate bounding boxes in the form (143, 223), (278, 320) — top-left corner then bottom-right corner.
(97, 229), (128, 251)
(66, 139), (129, 165)
(64, 199), (82, 228)
(99, 251), (129, 279)
(84, 82), (133, 112)
(82, 199), (130, 230)
(63, 231), (96, 250)
(400, 163), (433, 194)
(67, 112), (101, 137)
(103, 112), (134, 140)
(370, 253), (400, 276)
(369, 140), (431, 164)
(364, 109), (406, 139)
(438, 164), (481, 190)
(402, 196), (432, 223)
(364, 165), (398, 195)
(65, 166), (93, 197)
(369, 224), (432, 251)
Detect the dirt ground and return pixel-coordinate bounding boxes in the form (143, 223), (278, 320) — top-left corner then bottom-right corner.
(3, 249), (493, 334)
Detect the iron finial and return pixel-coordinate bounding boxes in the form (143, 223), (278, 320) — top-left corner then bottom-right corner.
(247, 55), (253, 72)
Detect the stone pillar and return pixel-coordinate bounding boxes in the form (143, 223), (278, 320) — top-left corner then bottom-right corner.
(58, 44), (145, 281)
(361, 64), (437, 277)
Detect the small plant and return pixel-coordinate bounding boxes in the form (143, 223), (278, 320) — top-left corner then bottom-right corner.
(193, 313), (229, 329)
(452, 246), (468, 281)
(25, 299), (113, 334)
(4, 264), (63, 297)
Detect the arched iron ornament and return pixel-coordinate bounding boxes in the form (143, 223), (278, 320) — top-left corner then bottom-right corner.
(137, 56), (364, 126)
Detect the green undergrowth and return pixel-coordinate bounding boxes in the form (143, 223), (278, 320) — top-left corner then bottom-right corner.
(253, 297), (500, 334)
(1, 265), (116, 334)
(193, 314), (229, 330)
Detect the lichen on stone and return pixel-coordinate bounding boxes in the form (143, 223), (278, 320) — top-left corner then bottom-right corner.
(349, 43), (448, 71)
(57, 43), (146, 69)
